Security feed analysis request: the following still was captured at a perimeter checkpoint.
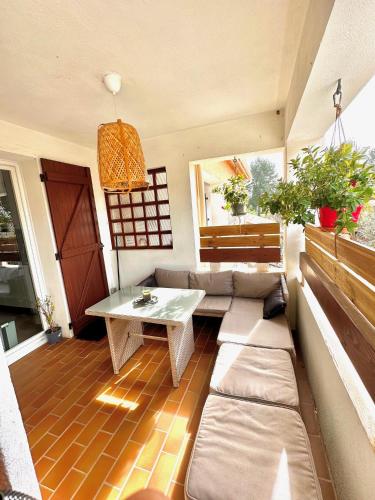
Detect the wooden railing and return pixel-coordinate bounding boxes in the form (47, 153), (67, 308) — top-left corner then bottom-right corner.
(199, 222), (281, 263)
(301, 224), (375, 400)
(305, 224), (375, 326)
(0, 236), (20, 262)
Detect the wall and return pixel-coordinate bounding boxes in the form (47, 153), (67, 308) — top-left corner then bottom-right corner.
(297, 281), (375, 500)
(0, 342), (40, 498)
(116, 110), (284, 285)
(284, 137), (322, 328)
(0, 119), (114, 339)
(285, 0), (334, 138)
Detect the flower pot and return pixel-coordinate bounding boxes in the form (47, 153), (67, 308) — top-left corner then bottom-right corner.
(45, 327), (62, 345)
(231, 203), (247, 216)
(319, 205), (364, 229)
(319, 206), (338, 229)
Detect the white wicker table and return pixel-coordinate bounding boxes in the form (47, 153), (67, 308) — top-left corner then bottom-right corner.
(85, 286), (205, 387)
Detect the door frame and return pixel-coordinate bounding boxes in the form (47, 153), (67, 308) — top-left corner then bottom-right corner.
(0, 159), (48, 364)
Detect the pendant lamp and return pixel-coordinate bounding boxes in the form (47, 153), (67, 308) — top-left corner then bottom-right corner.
(98, 73), (148, 192)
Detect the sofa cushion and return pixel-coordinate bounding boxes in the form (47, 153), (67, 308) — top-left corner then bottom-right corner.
(229, 297), (263, 317)
(155, 268), (189, 289)
(217, 312), (295, 356)
(185, 395), (322, 500)
(210, 344), (299, 409)
(189, 270), (233, 295)
(233, 271), (281, 298)
(195, 295), (232, 316)
(263, 286), (286, 319)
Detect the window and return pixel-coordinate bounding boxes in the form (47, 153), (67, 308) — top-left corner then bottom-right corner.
(105, 167), (173, 250)
(0, 168), (43, 351)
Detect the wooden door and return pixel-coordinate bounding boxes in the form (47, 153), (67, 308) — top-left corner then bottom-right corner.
(40, 159), (109, 337)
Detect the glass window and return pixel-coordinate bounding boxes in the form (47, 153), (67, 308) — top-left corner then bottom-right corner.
(0, 170), (42, 351)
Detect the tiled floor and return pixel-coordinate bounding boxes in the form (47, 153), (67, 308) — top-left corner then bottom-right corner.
(10, 317), (336, 500)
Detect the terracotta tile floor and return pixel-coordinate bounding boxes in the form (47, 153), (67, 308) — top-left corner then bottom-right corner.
(10, 317), (336, 500)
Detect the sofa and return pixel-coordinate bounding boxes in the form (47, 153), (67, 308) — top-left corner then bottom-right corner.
(138, 268), (295, 357)
(139, 269), (323, 499)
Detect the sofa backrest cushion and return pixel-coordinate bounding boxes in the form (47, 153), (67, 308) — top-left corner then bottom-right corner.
(190, 271), (233, 295)
(155, 268), (190, 289)
(233, 271), (281, 299)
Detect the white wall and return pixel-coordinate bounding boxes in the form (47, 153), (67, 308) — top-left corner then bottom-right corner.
(297, 282), (375, 500)
(117, 110), (284, 285)
(0, 119), (114, 338)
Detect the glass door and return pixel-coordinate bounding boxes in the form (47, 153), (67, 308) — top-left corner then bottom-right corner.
(0, 169), (42, 351)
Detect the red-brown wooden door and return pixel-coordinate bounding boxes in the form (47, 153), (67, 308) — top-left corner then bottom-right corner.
(40, 159), (109, 337)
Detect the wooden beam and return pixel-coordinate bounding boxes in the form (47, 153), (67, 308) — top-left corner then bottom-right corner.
(200, 235), (280, 248)
(200, 223), (280, 237)
(300, 252), (375, 401)
(200, 247), (280, 263)
(306, 239), (375, 327)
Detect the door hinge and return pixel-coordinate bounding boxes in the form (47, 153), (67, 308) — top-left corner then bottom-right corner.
(68, 322), (73, 330)
(55, 252), (61, 261)
(40, 172), (47, 182)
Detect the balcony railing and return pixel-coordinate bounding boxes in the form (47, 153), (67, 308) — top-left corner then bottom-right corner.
(300, 224), (375, 400)
(199, 222), (280, 263)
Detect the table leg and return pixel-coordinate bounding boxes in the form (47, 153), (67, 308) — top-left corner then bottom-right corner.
(167, 317), (195, 388)
(105, 317), (144, 374)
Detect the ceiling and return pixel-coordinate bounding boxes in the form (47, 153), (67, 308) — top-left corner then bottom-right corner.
(0, 0), (309, 147)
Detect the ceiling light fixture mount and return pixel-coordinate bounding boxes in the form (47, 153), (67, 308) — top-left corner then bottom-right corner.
(98, 72), (148, 193)
(103, 72), (122, 95)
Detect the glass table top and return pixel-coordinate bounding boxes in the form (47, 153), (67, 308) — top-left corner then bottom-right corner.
(85, 286), (205, 326)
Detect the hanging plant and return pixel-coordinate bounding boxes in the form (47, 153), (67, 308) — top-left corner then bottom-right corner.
(212, 175), (251, 216)
(260, 143), (375, 234)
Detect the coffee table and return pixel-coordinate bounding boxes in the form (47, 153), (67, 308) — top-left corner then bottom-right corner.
(85, 286), (205, 387)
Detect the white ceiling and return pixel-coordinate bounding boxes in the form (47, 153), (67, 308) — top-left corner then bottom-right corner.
(0, 0), (308, 147)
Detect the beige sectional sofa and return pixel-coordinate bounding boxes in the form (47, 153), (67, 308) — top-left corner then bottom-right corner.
(139, 268), (295, 356)
(139, 269), (322, 499)
(185, 395), (323, 500)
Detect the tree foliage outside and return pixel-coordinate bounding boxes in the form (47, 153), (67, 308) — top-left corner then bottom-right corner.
(248, 158), (278, 214)
(355, 147), (375, 248)
(356, 204), (375, 248)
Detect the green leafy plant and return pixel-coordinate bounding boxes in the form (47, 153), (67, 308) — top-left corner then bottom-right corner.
(0, 204), (12, 225)
(260, 143), (375, 233)
(212, 175), (251, 212)
(36, 296), (59, 332)
(260, 182), (315, 226)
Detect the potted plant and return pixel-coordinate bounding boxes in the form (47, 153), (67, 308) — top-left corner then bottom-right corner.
(212, 175), (251, 216)
(0, 204), (12, 232)
(36, 295), (62, 345)
(260, 144), (375, 234)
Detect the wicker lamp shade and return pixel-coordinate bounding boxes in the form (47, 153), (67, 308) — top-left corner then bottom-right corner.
(98, 119), (148, 192)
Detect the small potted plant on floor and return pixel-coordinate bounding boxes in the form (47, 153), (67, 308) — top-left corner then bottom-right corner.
(36, 295), (62, 345)
(260, 143), (375, 234)
(213, 175), (251, 216)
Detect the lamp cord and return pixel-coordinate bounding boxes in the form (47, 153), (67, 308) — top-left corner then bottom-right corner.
(112, 93), (118, 120)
